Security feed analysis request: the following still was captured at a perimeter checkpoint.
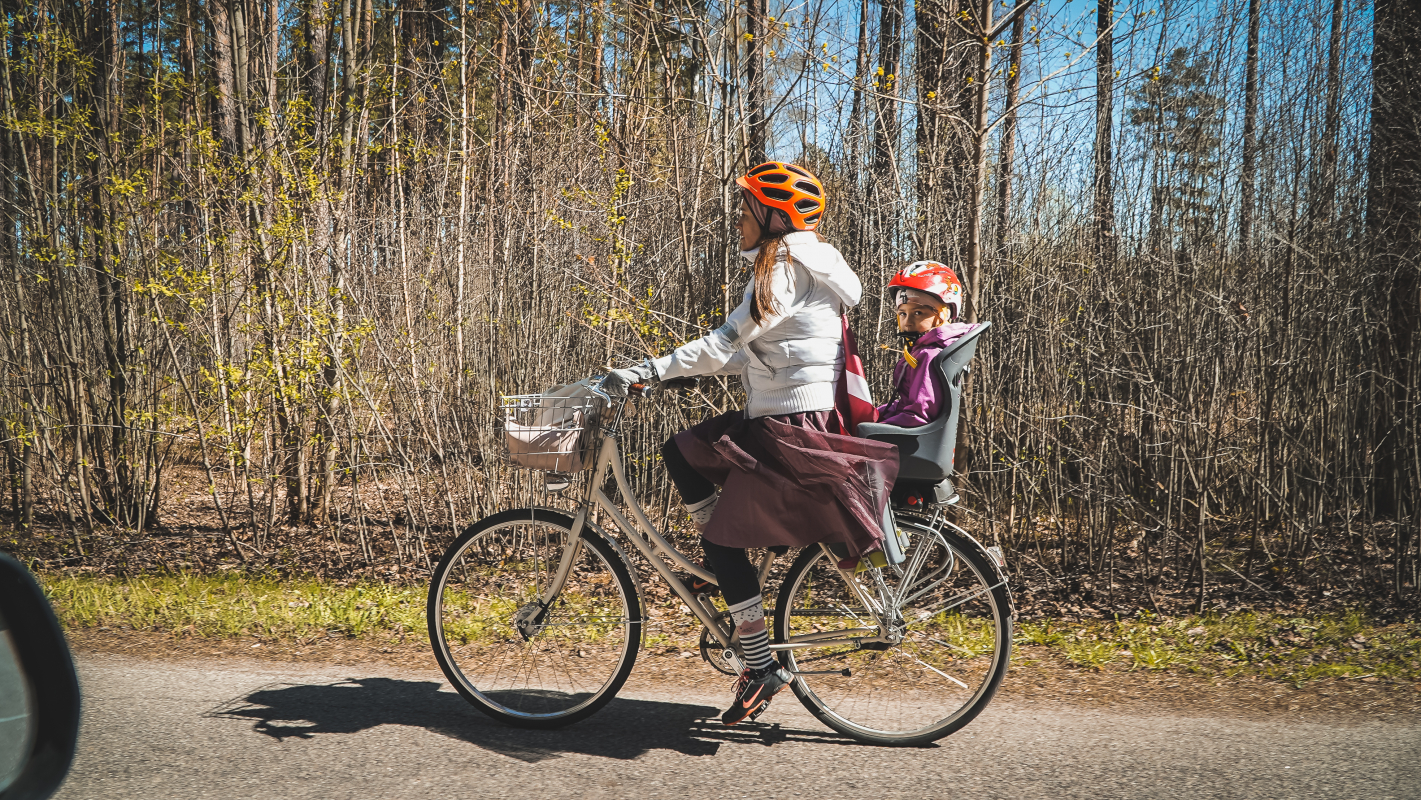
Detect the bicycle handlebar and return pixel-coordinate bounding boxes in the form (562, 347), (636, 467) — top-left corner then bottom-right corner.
(590, 374), (693, 402)
(589, 374), (655, 402)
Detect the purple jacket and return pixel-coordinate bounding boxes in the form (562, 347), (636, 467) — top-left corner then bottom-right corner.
(875, 323), (977, 428)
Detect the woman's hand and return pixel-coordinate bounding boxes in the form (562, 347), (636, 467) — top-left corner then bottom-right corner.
(661, 376), (699, 394)
(602, 361), (656, 397)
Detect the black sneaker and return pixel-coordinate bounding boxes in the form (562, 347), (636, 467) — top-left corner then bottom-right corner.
(679, 562), (719, 596)
(721, 664), (792, 725)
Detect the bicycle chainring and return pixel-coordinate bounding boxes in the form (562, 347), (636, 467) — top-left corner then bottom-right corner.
(698, 626), (740, 675)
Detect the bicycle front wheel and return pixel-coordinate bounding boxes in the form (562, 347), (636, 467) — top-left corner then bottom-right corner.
(427, 507), (641, 728)
(773, 519), (1012, 746)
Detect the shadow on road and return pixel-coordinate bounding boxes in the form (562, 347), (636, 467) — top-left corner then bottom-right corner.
(206, 677), (858, 762)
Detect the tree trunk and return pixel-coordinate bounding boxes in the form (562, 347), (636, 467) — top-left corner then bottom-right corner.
(207, 0), (240, 156)
(995, 11), (1026, 253)
(963, 0), (992, 323)
(1309, 0), (1346, 231)
(868, 0), (906, 280)
(1239, 0), (1260, 254)
(1093, 0), (1116, 269)
(90, 0), (137, 526)
(848, 0), (871, 167)
(914, 0), (970, 259)
(304, 0), (332, 126)
(229, 0), (254, 152)
(846, 0), (872, 265)
(871, 0), (905, 182)
(313, 0), (363, 526)
(745, 0), (768, 165)
(1363, 0), (1421, 517)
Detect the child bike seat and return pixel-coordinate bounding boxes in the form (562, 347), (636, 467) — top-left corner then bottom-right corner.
(858, 322), (992, 488)
(832, 323), (990, 566)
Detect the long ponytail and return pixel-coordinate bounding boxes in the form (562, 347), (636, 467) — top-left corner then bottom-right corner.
(750, 235), (785, 325)
(749, 228), (830, 325)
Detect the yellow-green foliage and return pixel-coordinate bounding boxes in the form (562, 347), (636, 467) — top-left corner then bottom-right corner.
(1015, 611), (1421, 685)
(42, 573), (429, 643)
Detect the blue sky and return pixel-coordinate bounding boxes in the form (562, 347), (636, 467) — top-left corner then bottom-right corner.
(726, 0), (1373, 245)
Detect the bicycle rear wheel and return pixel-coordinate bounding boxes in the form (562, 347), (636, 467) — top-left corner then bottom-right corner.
(773, 519), (1012, 746)
(427, 507), (641, 728)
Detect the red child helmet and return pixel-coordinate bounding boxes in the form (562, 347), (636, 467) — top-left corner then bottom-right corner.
(888, 261), (963, 320)
(736, 161), (827, 231)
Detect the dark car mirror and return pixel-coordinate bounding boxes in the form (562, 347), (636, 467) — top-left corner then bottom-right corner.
(0, 553), (80, 800)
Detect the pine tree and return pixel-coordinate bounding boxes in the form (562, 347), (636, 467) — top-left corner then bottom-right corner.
(1128, 48), (1225, 256)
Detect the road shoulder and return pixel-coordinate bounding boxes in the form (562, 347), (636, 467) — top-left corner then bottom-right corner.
(64, 627), (1421, 724)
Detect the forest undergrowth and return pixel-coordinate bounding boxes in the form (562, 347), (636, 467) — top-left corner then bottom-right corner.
(5, 460), (1417, 626)
(5, 451), (1415, 625)
(17, 461), (1420, 692)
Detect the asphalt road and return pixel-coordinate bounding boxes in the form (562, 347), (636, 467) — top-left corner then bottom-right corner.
(53, 653), (1420, 800)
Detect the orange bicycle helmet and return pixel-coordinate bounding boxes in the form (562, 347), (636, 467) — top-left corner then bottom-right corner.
(736, 162), (826, 231)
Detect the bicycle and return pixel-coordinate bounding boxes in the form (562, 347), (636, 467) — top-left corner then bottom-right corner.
(426, 379), (1014, 746)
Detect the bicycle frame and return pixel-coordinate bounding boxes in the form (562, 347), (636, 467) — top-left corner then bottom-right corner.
(532, 391), (1004, 659)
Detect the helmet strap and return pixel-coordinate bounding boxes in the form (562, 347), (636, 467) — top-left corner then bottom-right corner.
(743, 189), (772, 229)
(742, 190), (797, 238)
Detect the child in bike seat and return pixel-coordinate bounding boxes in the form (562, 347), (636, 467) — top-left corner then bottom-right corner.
(875, 261), (979, 428)
(600, 162), (897, 727)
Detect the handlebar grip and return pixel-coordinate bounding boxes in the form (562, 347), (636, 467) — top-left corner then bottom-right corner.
(629, 382), (654, 398)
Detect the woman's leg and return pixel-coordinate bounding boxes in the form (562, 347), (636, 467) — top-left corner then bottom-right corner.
(699, 538), (760, 604)
(702, 537), (789, 723)
(701, 538), (777, 672)
(672, 430), (791, 722)
(661, 436), (718, 528)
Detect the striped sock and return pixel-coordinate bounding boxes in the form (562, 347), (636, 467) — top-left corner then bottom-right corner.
(729, 594), (775, 671)
(739, 626), (775, 671)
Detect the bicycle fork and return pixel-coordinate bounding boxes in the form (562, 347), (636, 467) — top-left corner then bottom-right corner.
(532, 433), (742, 653)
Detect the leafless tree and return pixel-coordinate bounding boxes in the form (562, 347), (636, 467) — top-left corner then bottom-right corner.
(0, 0), (1410, 610)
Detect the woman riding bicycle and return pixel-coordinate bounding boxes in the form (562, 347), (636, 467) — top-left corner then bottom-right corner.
(602, 162), (898, 725)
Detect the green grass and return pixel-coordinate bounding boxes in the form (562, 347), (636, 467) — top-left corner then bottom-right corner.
(39, 572), (1421, 687)
(1014, 611), (1421, 685)
(43, 573), (431, 644)
(44, 571), (636, 648)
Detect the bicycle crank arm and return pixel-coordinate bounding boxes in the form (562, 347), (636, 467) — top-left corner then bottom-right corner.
(791, 668), (852, 676)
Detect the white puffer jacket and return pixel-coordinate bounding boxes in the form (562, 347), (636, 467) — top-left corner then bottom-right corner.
(651, 231), (862, 418)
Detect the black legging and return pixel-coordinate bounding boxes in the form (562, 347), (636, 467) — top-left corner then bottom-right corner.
(660, 436), (716, 505)
(660, 436), (762, 604)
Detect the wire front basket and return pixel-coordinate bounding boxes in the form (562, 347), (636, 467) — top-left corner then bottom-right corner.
(500, 391), (603, 475)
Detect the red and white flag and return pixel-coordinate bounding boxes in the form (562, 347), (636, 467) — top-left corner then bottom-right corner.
(833, 313), (878, 436)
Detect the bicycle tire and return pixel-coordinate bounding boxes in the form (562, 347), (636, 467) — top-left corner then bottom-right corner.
(427, 507), (641, 728)
(773, 519), (1012, 746)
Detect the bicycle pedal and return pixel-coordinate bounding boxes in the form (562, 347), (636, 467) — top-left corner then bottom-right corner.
(747, 698), (771, 722)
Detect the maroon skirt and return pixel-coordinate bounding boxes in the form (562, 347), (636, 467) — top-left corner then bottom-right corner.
(674, 409), (899, 558)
